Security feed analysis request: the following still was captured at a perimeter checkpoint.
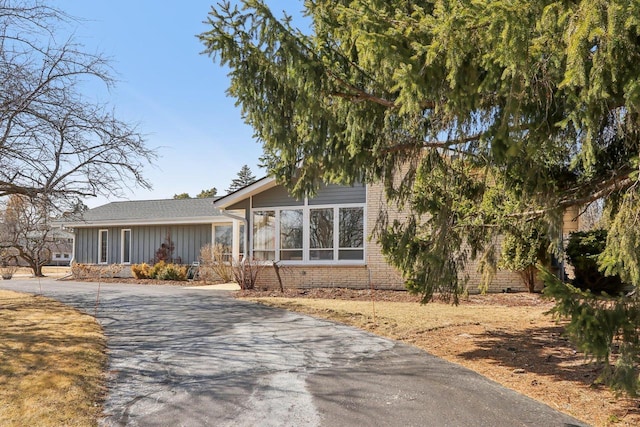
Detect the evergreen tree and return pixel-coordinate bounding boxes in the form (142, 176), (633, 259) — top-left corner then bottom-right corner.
(173, 193), (191, 200)
(196, 187), (217, 198)
(226, 165), (257, 193)
(202, 0), (640, 393)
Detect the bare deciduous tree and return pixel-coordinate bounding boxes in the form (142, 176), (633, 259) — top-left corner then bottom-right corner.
(0, 194), (59, 276)
(0, 1), (155, 205)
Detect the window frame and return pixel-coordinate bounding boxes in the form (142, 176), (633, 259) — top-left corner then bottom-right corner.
(98, 229), (109, 264)
(252, 210), (276, 261)
(213, 223), (234, 262)
(250, 202), (365, 265)
(121, 229), (132, 264)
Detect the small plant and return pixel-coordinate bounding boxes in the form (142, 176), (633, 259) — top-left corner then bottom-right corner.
(156, 263), (187, 281)
(71, 263), (121, 279)
(198, 244), (234, 283)
(149, 260), (167, 279)
(0, 250), (18, 279)
(155, 234), (176, 263)
(0, 262), (17, 280)
(71, 263), (93, 279)
(232, 257), (266, 290)
(131, 263), (152, 279)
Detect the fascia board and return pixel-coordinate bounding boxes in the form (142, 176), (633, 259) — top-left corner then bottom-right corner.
(56, 217), (230, 228)
(214, 176), (277, 209)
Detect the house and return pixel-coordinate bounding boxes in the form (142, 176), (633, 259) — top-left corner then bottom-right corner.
(47, 227), (74, 266)
(59, 198), (228, 268)
(59, 178), (582, 292)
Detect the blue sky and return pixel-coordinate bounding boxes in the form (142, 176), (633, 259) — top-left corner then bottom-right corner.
(55, 1), (306, 207)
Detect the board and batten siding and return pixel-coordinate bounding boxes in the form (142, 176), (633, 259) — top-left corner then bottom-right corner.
(308, 183), (366, 205)
(74, 224), (212, 265)
(251, 182), (365, 208)
(252, 185), (304, 208)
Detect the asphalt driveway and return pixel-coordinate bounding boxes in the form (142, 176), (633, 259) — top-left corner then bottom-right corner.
(0, 279), (588, 426)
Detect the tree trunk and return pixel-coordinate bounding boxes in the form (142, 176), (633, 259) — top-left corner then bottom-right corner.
(32, 263), (44, 277)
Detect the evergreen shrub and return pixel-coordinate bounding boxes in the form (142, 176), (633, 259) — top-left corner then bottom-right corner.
(131, 263), (151, 279)
(156, 263), (187, 281)
(565, 230), (624, 294)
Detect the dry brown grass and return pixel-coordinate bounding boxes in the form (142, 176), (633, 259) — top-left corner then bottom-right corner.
(0, 290), (107, 427)
(242, 290), (640, 427)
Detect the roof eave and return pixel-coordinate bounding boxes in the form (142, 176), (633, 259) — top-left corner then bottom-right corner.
(54, 216), (227, 228)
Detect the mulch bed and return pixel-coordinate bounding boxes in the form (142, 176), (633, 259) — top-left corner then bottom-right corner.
(68, 277), (551, 307)
(235, 287), (551, 307)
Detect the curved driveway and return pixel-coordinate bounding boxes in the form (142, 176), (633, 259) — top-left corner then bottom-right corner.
(1, 279), (587, 426)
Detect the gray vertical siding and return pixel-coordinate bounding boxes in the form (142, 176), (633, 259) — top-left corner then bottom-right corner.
(75, 224), (212, 265)
(252, 185), (304, 207)
(75, 228), (98, 263)
(309, 183), (366, 205)
(227, 198), (250, 211)
(250, 183), (365, 208)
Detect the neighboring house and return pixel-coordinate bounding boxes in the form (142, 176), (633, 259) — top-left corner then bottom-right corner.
(58, 179), (581, 292)
(0, 222), (74, 267)
(47, 228), (74, 266)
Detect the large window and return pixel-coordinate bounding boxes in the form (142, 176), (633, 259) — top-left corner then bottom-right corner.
(121, 229), (131, 264)
(253, 211), (275, 260)
(280, 209), (303, 260)
(98, 229), (108, 264)
(251, 205), (364, 263)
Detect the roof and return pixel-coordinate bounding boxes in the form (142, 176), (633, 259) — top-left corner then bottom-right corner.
(57, 198), (225, 227)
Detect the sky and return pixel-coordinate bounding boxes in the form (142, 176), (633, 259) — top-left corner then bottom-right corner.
(53, 1), (306, 208)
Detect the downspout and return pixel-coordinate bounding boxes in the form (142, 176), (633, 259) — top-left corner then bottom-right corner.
(59, 224), (75, 265)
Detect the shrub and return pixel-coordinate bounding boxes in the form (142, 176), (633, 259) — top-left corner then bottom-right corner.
(198, 244), (233, 283)
(155, 234), (176, 263)
(499, 220), (550, 293)
(71, 263), (121, 279)
(565, 230), (624, 294)
(131, 263), (152, 279)
(232, 257), (266, 290)
(149, 260), (167, 279)
(156, 263), (187, 281)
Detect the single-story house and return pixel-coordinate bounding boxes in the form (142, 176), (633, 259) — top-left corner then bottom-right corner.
(58, 178), (582, 292)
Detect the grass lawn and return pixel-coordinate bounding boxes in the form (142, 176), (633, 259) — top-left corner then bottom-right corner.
(0, 290), (106, 427)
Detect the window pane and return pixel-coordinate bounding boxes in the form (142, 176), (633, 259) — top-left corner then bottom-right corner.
(99, 230), (108, 263)
(339, 208), (364, 248)
(280, 210), (303, 250)
(239, 224), (245, 256)
(214, 225), (233, 255)
(122, 230), (131, 263)
(310, 208), (333, 249)
(253, 251), (275, 261)
(253, 211), (275, 259)
(310, 249), (333, 260)
(280, 250), (303, 260)
(339, 249), (364, 260)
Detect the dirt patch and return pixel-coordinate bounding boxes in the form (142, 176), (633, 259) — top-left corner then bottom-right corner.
(238, 288), (640, 427)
